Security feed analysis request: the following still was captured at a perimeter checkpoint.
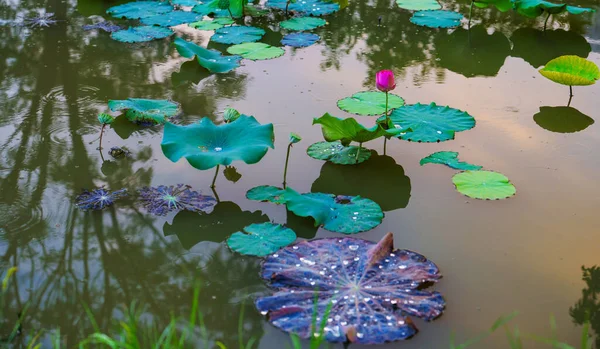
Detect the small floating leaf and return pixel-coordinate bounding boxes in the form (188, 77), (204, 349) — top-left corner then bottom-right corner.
(307, 141), (371, 165)
(227, 222), (297, 256)
(452, 170), (516, 200)
(108, 98), (180, 124)
(107, 1), (173, 19)
(189, 17), (234, 30)
(396, 0), (441, 11)
(410, 10), (463, 28)
(174, 37), (241, 73)
(266, 0), (339, 15)
(141, 11), (201, 26)
(337, 91), (405, 116)
(279, 17), (326, 31)
(539, 55), (600, 86)
(420, 151), (482, 170)
(281, 33), (320, 47)
(111, 26), (174, 43)
(246, 185), (288, 204)
(211, 26), (265, 44)
(533, 106), (594, 133)
(314, 113), (404, 146)
(226, 42), (285, 60)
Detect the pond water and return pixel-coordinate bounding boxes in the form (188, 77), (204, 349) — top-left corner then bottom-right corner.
(0, 0), (599, 347)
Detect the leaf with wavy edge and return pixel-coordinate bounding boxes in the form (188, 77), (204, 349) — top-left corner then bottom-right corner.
(108, 98), (180, 124)
(307, 141), (371, 165)
(452, 170), (516, 200)
(420, 151), (482, 170)
(174, 37), (241, 73)
(313, 113), (405, 146)
(337, 91), (405, 116)
(227, 223), (297, 256)
(539, 55), (599, 86)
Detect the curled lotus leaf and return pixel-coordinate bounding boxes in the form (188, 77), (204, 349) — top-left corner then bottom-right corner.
(111, 26), (174, 43)
(289, 132), (302, 144)
(337, 91), (405, 116)
(108, 98), (180, 124)
(452, 170), (516, 200)
(307, 141), (371, 165)
(211, 26), (265, 44)
(107, 1), (173, 19)
(409, 10), (463, 28)
(141, 11), (202, 26)
(513, 0), (594, 18)
(227, 222), (297, 256)
(539, 55), (600, 87)
(226, 43), (285, 61)
(313, 113), (404, 146)
(174, 37), (241, 73)
(379, 102), (475, 143)
(279, 17), (326, 31)
(256, 232), (445, 344)
(533, 106), (594, 133)
(420, 151), (482, 171)
(188, 17), (234, 30)
(396, 0), (441, 11)
(281, 33), (320, 47)
(266, 0), (339, 16)
(223, 107), (241, 123)
(161, 115), (274, 170)
(98, 113), (115, 125)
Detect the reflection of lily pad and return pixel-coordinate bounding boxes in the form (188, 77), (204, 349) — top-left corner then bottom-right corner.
(223, 166), (242, 182)
(381, 103), (475, 143)
(171, 60), (212, 86)
(164, 201), (269, 249)
(141, 11), (201, 26)
(161, 115), (274, 170)
(311, 151), (411, 211)
(108, 98), (180, 124)
(226, 42), (285, 61)
(174, 37), (242, 73)
(410, 10), (463, 28)
(266, 0), (339, 15)
(337, 91), (405, 116)
(452, 170), (516, 200)
(211, 26), (265, 44)
(189, 17), (234, 30)
(307, 141), (371, 165)
(256, 233), (445, 344)
(111, 26), (174, 43)
(281, 33), (320, 47)
(314, 113), (403, 146)
(279, 17), (326, 31)
(510, 28), (591, 68)
(539, 55), (600, 87)
(420, 151), (482, 170)
(533, 106), (594, 133)
(107, 1), (173, 19)
(396, 0), (441, 11)
(227, 223), (297, 256)
(110, 115), (162, 140)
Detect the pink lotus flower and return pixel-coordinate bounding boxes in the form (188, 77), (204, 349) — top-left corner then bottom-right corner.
(376, 70), (396, 92)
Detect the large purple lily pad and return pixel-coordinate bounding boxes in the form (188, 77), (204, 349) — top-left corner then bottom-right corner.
(256, 233), (445, 344)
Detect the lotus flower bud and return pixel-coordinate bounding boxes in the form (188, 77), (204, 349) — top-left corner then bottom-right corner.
(376, 70), (396, 92)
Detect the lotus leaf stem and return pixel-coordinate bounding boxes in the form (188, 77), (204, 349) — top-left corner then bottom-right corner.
(383, 91), (389, 155)
(355, 142), (362, 163)
(570, 85), (573, 98)
(228, 7), (234, 18)
(283, 143), (293, 188)
(468, 0), (474, 29)
(543, 12), (551, 31)
(99, 124), (106, 150)
(383, 138), (387, 156)
(211, 165), (220, 188)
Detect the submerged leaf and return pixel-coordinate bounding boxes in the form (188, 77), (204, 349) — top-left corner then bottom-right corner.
(226, 42), (285, 60)
(539, 55), (600, 86)
(473, 0), (512, 11)
(246, 185), (288, 204)
(161, 115), (274, 170)
(410, 10), (463, 28)
(452, 170), (516, 200)
(138, 184), (216, 216)
(313, 113), (404, 146)
(396, 0), (441, 11)
(82, 21), (122, 32)
(174, 37), (241, 73)
(256, 233), (445, 344)
(420, 151), (482, 170)
(281, 33), (320, 47)
(279, 17), (326, 31)
(533, 106), (594, 133)
(189, 17), (234, 30)
(75, 188), (128, 211)
(192, 1), (230, 16)
(107, 1), (173, 19)
(108, 98), (180, 124)
(227, 223), (297, 256)
(337, 91), (405, 116)
(513, 0), (594, 18)
(141, 11), (201, 26)
(307, 141), (371, 165)
(211, 26), (265, 44)
(111, 26), (174, 43)
(266, 0), (339, 15)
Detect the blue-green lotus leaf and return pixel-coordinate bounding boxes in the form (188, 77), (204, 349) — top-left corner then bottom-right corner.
(420, 151), (482, 170)
(141, 11), (201, 26)
(227, 222), (297, 256)
(211, 26), (265, 44)
(279, 17), (326, 31)
(337, 91), (405, 116)
(410, 10), (463, 28)
(189, 17), (234, 30)
(111, 26), (174, 43)
(172, 0), (199, 6)
(246, 185), (288, 204)
(281, 33), (320, 47)
(174, 37), (241, 73)
(513, 0), (594, 18)
(396, 0), (441, 11)
(108, 98), (180, 124)
(192, 1), (230, 16)
(313, 113), (405, 146)
(379, 102), (475, 143)
(307, 141), (371, 165)
(161, 115), (274, 170)
(266, 0), (339, 16)
(226, 43), (285, 61)
(107, 1), (173, 19)
(453, 170), (516, 200)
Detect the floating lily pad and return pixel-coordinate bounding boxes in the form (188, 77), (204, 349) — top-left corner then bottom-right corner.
(420, 151), (482, 170)
(192, 1), (230, 16)
(539, 55), (600, 86)
(227, 223), (297, 256)
(533, 106), (594, 133)
(281, 33), (320, 47)
(111, 26), (174, 43)
(108, 98), (180, 124)
(314, 113), (404, 146)
(226, 42), (285, 60)
(141, 11), (201, 26)
(380, 102), (475, 143)
(279, 17), (326, 31)
(107, 1), (174, 19)
(337, 91), (405, 116)
(513, 0), (594, 18)
(161, 115), (274, 170)
(452, 170), (516, 200)
(510, 29), (591, 69)
(174, 37), (242, 73)
(189, 17), (234, 30)
(307, 141), (371, 165)
(256, 233), (445, 344)
(266, 0), (339, 15)
(410, 10), (463, 28)
(211, 26), (265, 44)
(246, 185), (288, 204)
(172, 0), (200, 5)
(396, 0), (441, 11)
(473, 0), (512, 11)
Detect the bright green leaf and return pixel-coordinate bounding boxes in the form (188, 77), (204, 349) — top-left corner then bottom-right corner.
(211, 26), (265, 44)
(337, 91), (405, 116)
(313, 113), (404, 146)
(539, 55), (600, 86)
(227, 223), (297, 256)
(108, 98), (180, 124)
(420, 151), (482, 170)
(279, 17), (326, 31)
(174, 37), (242, 73)
(188, 17), (234, 30)
(452, 170), (516, 200)
(223, 107), (241, 122)
(97, 113), (115, 125)
(396, 0), (441, 11)
(289, 132), (302, 144)
(226, 42), (285, 61)
(513, 0), (594, 18)
(307, 141), (371, 165)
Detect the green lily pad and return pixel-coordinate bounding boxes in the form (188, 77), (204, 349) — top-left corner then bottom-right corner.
(226, 43), (285, 61)
(539, 55), (600, 86)
(107, 1), (173, 19)
(380, 102), (475, 143)
(174, 37), (242, 73)
(513, 0), (594, 18)
(420, 151), (482, 170)
(307, 141), (371, 165)
(266, 0), (340, 16)
(246, 185), (288, 204)
(111, 26), (174, 43)
(141, 11), (201, 26)
(211, 26), (265, 44)
(108, 98), (180, 124)
(161, 115), (274, 170)
(473, 0), (512, 11)
(396, 0), (441, 11)
(313, 113), (404, 146)
(227, 223), (297, 257)
(189, 17), (234, 30)
(410, 10), (463, 28)
(279, 17), (326, 31)
(192, 1), (230, 16)
(452, 170), (516, 200)
(533, 106), (594, 133)
(337, 91), (405, 116)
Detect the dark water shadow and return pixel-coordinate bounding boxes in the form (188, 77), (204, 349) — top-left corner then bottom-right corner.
(570, 265), (600, 349)
(510, 28), (591, 68)
(533, 106), (594, 133)
(110, 114), (163, 140)
(285, 210), (319, 239)
(163, 201), (269, 249)
(434, 26), (511, 78)
(171, 60), (212, 87)
(311, 150), (411, 212)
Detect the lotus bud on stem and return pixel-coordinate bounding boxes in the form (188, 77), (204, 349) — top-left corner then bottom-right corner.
(283, 133), (302, 188)
(97, 113), (114, 151)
